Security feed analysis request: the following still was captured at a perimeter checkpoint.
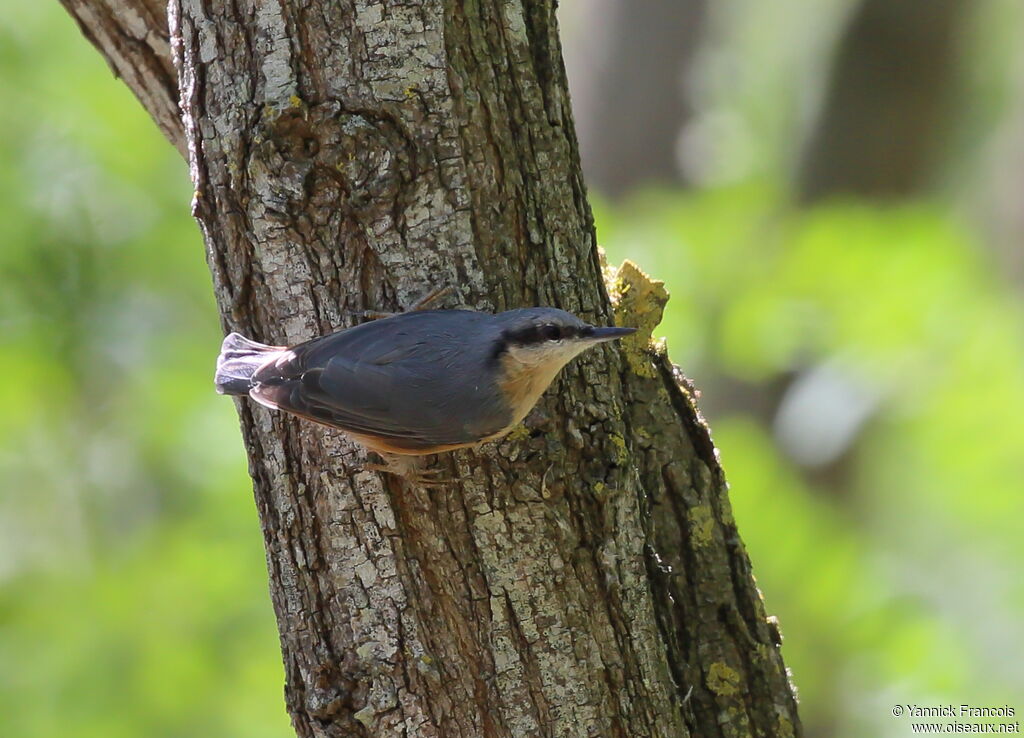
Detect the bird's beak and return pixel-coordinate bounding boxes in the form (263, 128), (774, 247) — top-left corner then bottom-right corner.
(586, 326), (637, 343)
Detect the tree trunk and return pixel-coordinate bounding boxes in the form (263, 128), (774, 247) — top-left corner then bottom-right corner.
(61, 1), (801, 736)
(562, 0), (707, 197)
(797, 0), (966, 201)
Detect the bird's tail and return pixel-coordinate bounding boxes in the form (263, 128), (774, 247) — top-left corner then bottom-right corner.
(214, 332), (284, 395)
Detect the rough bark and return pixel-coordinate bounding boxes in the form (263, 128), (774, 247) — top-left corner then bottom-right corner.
(798, 0), (966, 201)
(63, 1), (801, 736)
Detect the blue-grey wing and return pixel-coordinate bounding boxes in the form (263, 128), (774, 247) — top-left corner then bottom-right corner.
(249, 310), (511, 450)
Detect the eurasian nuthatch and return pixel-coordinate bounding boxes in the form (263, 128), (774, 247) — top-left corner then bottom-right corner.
(215, 307), (635, 468)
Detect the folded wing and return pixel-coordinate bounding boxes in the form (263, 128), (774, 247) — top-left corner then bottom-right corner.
(249, 310), (511, 451)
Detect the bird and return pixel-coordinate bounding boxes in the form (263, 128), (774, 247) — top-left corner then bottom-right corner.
(214, 306), (635, 477)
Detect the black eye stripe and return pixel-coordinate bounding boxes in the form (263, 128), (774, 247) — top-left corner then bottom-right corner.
(504, 323), (584, 346)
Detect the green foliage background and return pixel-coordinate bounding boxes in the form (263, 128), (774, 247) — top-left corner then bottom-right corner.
(1, 3), (1021, 737)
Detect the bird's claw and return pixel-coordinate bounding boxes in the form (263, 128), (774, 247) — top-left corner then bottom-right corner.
(355, 286), (454, 322)
(361, 455), (451, 487)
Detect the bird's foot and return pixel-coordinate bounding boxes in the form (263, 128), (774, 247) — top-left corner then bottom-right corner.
(362, 453), (451, 487)
(358, 286), (453, 321)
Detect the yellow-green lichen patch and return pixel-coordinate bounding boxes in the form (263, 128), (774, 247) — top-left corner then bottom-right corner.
(353, 706), (374, 727)
(706, 661), (741, 696)
(503, 423), (531, 443)
(592, 481), (624, 500)
(289, 94), (304, 108)
(688, 504), (716, 547)
(605, 259), (670, 377)
(608, 432), (630, 465)
(777, 714), (796, 737)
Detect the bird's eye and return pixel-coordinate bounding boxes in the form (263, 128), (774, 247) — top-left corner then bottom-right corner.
(540, 324), (561, 341)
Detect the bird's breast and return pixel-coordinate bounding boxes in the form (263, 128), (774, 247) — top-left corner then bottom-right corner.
(496, 353), (566, 425)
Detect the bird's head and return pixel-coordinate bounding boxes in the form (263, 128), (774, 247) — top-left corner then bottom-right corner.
(494, 307), (636, 374)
